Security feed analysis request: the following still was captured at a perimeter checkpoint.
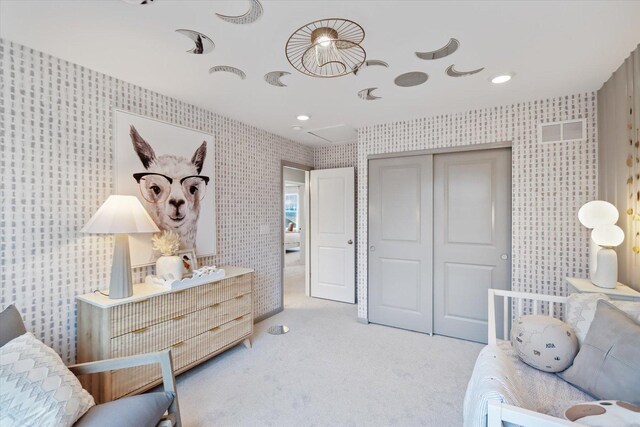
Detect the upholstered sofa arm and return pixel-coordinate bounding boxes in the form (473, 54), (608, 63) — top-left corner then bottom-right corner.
(69, 350), (181, 427)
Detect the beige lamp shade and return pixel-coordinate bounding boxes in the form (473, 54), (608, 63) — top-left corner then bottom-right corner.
(591, 224), (625, 247)
(578, 200), (619, 229)
(82, 195), (160, 234)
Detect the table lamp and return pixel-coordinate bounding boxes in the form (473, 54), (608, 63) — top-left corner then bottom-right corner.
(590, 224), (625, 289)
(578, 200), (619, 281)
(82, 195), (160, 298)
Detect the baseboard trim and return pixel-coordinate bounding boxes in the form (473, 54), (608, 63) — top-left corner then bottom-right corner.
(254, 307), (283, 323)
(357, 317), (369, 324)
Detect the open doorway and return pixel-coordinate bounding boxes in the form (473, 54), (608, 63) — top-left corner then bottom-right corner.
(281, 162), (312, 307)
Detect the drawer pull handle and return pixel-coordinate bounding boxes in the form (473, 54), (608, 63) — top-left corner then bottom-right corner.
(172, 341), (185, 348)
(133, 299), (148, 305)
(210, 303), (221, 308)
(234, 315), (244, 321)
(234, 294), (244, 299)
(209, 326), (221, 332)
(173, 315), (186, 321)
(132, 327), (148, 334)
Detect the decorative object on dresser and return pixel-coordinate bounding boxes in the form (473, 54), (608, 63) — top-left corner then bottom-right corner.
(152, 231), (183, 280)
(81, 195), (160, 299)
(577, 200), (623, 288)
(146, 267), (225, 290)
(565, 277), (640, 302)
(76, 267), (254, 404)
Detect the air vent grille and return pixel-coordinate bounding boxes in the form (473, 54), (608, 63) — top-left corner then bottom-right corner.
(539, 119), (585, 144)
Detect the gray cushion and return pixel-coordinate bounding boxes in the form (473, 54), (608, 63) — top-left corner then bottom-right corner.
(0, 305), (26, 347)
(74, 391), (174, 427)
(559, 300), (640, 404)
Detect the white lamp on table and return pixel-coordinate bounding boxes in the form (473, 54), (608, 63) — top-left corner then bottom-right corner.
(82, 195), (160, 299)
(578, 200), (623, 289)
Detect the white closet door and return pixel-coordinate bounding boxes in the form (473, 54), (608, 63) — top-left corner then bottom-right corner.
(433, 148), (512, 343)
(368, 155), (434, 333)
(310, 167), (355, 303)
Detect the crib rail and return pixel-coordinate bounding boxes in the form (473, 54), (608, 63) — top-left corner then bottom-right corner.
(488, 289), (568, 345)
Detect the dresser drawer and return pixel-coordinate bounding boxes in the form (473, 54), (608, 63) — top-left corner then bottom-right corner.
(110, 313), (252, 399)
(110, 292), (252, 358)
(110, 275), (252, 337)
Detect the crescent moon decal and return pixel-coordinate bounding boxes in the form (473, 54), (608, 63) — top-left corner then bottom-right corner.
(415, 38), (459, 60)
(209, 66), (246, 80)
(216, 0), (263, 25)
(445, 64), (484, 77)
(353, 59), (389, 76)
(175, 29), (214, 54)
(358, 87), (381, 101)
(264, 71), (291, 87)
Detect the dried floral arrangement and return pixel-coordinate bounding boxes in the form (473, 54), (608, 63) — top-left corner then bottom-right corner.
(151, 230), (181, 256)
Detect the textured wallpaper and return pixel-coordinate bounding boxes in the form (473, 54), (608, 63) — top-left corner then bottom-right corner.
(356, 94), (598, 320)
(313, 143), (357, 170)
(0, 39), (313, 363)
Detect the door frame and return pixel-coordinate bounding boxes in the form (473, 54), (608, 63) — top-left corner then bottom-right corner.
(281, 160), (313, 311)
(366, 141), (513, 324)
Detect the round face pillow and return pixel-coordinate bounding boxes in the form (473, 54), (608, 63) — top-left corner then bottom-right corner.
(511, 315), (578, 372)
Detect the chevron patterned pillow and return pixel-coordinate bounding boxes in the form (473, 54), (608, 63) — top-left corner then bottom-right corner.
(0, 332), (95, 427)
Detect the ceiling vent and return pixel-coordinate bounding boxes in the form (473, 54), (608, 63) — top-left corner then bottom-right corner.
(539, 119), (585, 144)
(306, 124), (357, 145)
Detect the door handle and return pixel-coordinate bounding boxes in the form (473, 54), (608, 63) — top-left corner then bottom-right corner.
(347, 240), (353, 245)
(501, 254), (509, 260)
(370, 245), (376, 252)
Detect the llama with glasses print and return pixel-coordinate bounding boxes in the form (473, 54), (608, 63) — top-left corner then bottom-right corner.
(130, 125), (210, 251)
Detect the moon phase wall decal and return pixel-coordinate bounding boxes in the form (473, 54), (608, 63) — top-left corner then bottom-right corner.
(415, 38), (459, 60)
(175, 29), (214, 54)
(216, 0), (263, 24)
(353, 60), (389, 76)
(209, 66), (247, 80)
(358, 88), (381, 100)
(264, 71), (291, 87)
(445, 64), (484, 77)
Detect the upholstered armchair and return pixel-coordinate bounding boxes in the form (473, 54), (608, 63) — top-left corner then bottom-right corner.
(0, 305), (182, 427)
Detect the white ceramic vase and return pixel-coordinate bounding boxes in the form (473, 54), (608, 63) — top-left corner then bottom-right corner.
(156, 255), (183, 281)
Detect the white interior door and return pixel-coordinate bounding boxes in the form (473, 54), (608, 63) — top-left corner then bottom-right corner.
(433, 148), (512, 343)
(368, 155), (433, 333)
(310, 167), (355, 303)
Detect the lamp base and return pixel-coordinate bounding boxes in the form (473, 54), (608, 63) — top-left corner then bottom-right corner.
(591, 247), (617, 289)
(109, 234), (133, 299)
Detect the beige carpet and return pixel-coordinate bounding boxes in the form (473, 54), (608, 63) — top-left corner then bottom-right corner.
(175, 259), (483, 426)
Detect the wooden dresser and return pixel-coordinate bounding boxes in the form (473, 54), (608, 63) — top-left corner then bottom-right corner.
(76, 266), (254, 403)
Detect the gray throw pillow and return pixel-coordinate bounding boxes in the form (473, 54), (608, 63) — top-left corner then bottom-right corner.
(74, 391), (174, 427)
(559, 300), (640, 405)
(0, 305), (27, 347)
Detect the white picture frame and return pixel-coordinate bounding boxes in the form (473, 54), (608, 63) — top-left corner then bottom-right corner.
(113, 109), (216, 267)
(176, 249), (198, 278)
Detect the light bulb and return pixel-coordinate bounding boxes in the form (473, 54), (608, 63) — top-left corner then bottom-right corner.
(316, 35), (332, 47)
(491, 74), (512, 84)
(591, 224), (625, 247)
(578, 200), (618, 228)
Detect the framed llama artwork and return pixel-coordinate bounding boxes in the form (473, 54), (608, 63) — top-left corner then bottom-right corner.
(114, 109), (216, 267)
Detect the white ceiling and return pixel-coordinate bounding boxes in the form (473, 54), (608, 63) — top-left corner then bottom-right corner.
(2, 0), (639, 147)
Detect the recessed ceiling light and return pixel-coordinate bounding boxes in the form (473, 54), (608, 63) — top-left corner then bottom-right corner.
(491, 74), (513, 84)
(297, 115), (310, 121)
(292, 126), (303, 131)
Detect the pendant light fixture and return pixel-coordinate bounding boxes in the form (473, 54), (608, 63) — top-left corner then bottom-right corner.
(286, 18), (366, 78)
